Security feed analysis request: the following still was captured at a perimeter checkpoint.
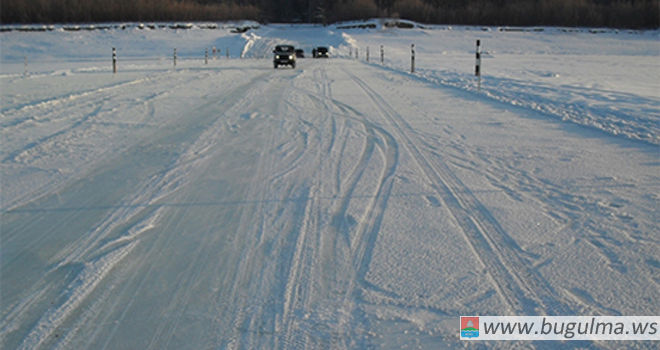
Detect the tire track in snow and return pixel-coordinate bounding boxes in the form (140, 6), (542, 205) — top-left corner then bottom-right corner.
(249, 71), (331, 349)
(1, 72), (179, 212)
(2, 103), (104, 164)
(1, 72), (168, 117)
(92, 70), (277, 350)
(275, 64), (399, 348)
(471, 150), (643, 280)
(143, 196), (218, 350)
(1, 74), (165, 167)
(269, 65), (346, 348)
(276, 66), (349, 348)
(2, 70), (188, 166)
(16, 241), (140, 350)
(328, 104), (398, 348)
(2, 69), (272, 349)
(214, 75), (307, 349)
(338, 123), (398, 347)
(377, 74), (644, 319)
(348, 70), (574, 316)
(215, 70), (315, 349)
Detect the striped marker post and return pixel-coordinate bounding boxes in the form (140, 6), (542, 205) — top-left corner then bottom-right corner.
(380, 45), (384, 64)
(475, 40), (481, 90)
(411, 44), (415, 73)
(112, 48), (117, 74)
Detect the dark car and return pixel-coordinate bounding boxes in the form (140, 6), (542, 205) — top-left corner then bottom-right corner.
(312, 47), (329, 58)
(295, 49), (305, 58)
(273, 45), (296, 68)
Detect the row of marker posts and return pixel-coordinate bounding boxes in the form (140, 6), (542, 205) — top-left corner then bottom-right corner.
(111, 47), (233, 73)
(352, 40), (482, 88)
(355, 45), (384, 65)
(354, 44), (413, 73)
(111, 42), (483, 87)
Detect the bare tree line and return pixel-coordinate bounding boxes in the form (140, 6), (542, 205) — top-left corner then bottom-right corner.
(2, 0), (658, 28)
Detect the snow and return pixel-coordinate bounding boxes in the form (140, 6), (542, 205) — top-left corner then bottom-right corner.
(1, 22), (659, 349)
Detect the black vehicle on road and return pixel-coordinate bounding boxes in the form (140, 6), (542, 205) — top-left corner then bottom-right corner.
(312, 47), (329, 58)
(273, 45), (296, 68)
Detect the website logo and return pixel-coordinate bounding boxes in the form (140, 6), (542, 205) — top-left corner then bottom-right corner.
(461, 316), (480, 338)
(458, 316), (659, 340)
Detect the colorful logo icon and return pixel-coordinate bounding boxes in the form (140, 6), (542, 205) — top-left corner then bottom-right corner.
(461, 316), (480, 338)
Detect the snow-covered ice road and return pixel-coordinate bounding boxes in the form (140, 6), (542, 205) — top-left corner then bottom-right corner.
(1, 58), (658, 349)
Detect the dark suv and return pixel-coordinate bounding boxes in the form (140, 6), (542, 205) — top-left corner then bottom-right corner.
(273, 45), (296, 68)
(312, 47), (329, 58)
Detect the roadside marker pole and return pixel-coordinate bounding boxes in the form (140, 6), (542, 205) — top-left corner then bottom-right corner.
(205, 48), (208, 64)
(112, 48), (117, 74)
(356, 48), (358, 60)
(411, 44), (415, 73)
(380, 45), (384, 64)
(349, 47), (352, 58)
(366, 47), (369, 62)
(226, 48), (229, 59)
(173, 48), (177, 67)
(475, 40), (481, 90)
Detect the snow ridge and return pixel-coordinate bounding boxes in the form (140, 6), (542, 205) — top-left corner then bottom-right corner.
(417, 69), (660, 146)
(17, 241), (139, 350)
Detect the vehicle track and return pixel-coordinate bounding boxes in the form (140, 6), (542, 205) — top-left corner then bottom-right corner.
(347, 70), (575, 316)
(0, 70), (209, 213)
(98, 70), (283, 349)
(272, 64), (399, 349)
(217, 70), (319, 349)
(1, 74), (164, 117)
(378, 71), (627, 318)
(277, 66), (337, 349)
(1, 69), (274, 350)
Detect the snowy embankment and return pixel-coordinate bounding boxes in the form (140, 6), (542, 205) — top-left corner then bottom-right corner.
(332, 23), (660, 146)
(1, 22), (659, 349)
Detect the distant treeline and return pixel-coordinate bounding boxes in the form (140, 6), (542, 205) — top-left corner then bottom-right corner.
(2, 0), (658, 28)
(1, 0), (259, 23)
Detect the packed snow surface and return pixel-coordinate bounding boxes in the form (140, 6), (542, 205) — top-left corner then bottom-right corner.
(1, 22), (659, 349)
